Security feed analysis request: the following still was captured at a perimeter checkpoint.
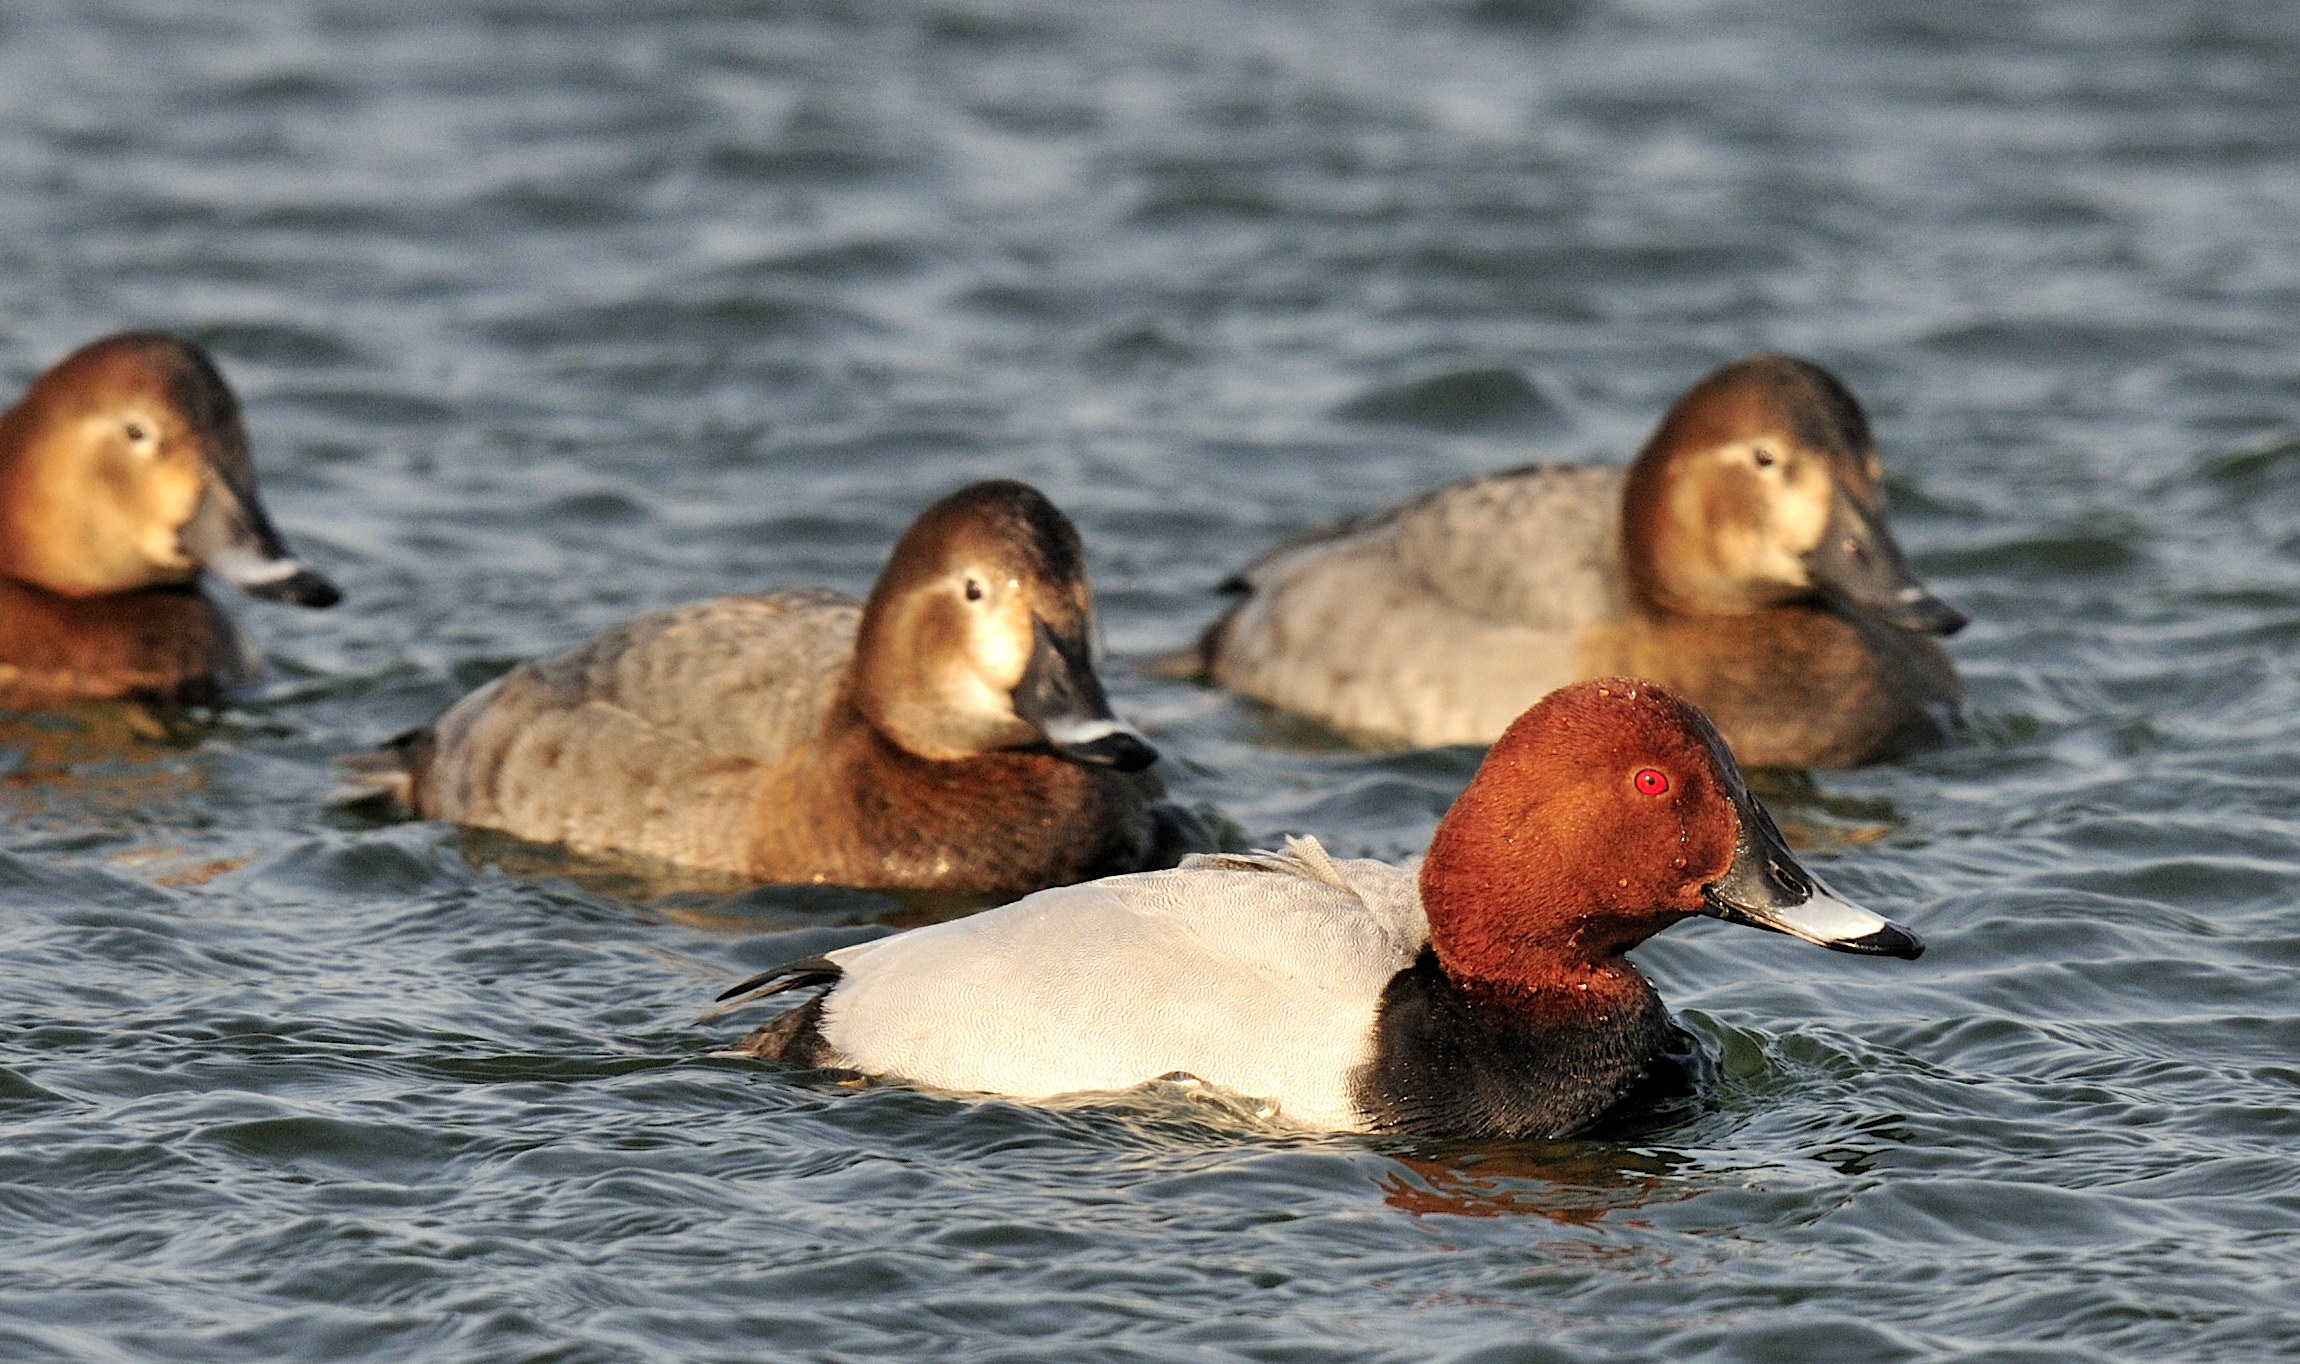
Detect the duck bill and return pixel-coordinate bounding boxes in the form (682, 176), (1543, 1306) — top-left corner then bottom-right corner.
(1699, 785), (1924, 959)
(1010, 617), (1158, 772)
(1807, 489), (1964, 636)
(179, 472), (342, 608)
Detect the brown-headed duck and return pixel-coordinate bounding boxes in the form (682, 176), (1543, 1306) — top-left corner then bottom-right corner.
(0, 332), (340, 706)
(359, 480), (1202, 895)
(1166, 355), (1965, 768)
(709, 678), (1922, 1139)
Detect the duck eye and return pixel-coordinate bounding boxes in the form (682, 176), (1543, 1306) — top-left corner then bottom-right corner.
(124, 421), (148, 443)
(964, 577), (984, 602)
(1634, 768), (1669, 796)
(1752, 448), (1775, 469)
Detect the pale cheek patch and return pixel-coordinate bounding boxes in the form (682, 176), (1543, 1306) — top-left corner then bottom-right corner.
(142, 524), (198, 572)
(968, 580), (1034, 690)
(1709, 521), (1773, 582)
(1689, 451), (1806, 589)
(1710, 443), (1828, 588)
(940, 667), (1018, 729)
(28, 420), (193, 588)
(1769, 463), (1833, 558)
(922, 577), (1034, 729)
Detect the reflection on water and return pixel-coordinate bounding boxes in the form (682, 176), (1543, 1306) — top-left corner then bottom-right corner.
(0, 703), (212, 831)
(0, 703), (196, 774)
(1376, 1144), (1693, 1222)
(1743, 767), (1904, 853)
(440, 825), (1010, 934)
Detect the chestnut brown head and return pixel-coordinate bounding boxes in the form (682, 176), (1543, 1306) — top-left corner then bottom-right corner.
(1420, 678), (1921, 988)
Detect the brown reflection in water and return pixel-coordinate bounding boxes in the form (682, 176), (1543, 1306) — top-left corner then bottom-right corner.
(0, 703), (212, 828)
(1742, 767), (1901, 853)
(1376, 1144), (1692, 1222)
(110, 847), (254, 886)
(443, 825), (1009, 933)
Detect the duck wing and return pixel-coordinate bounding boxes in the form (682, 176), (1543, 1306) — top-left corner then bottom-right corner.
(1385, 464), (1622, 631)
(407, 590), (858, 871)
(799, 836), (1428, 1129)
(1196, 468), (1623, 746)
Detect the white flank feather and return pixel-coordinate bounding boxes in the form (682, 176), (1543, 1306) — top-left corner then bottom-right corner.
(815, 836), (1428, 1130)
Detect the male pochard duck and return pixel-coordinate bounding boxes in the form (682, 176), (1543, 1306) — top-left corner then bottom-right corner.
(362, 480), (1200, 894)
(712, 678), (1922, 1139)
(1169, 355), (1965, 768)
(0, 332), (340, 705)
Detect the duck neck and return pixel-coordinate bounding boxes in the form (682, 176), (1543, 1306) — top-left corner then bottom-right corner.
(1417, 805), (1684, 1024)
(1424, 897), (1658, 1026)
(757, 696), (1150, 895)
(0, 574), (241, 704)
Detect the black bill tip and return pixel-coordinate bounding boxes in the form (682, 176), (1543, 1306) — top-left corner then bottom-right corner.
(1890, 591), (1967, 637)
(1827, 921), (1926, 960)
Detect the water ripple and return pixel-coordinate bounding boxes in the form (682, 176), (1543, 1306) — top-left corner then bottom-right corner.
(5, 0), (2300, 1360)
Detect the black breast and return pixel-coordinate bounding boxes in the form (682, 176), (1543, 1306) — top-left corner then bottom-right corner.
(1349, 948), (1703, 1141)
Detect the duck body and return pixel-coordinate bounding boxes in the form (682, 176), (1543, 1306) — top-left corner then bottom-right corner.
(738, 839), (1691, 1136)
(718, 679), (1924, 1139)
(0, 332), (338, 707)
(743, 841), (1430, 1129)
(1182, 356), (1965, 768)
(381, 481), (1198, 895)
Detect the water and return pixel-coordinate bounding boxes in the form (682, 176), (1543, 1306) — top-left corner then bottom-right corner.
(4, 1), (2300, 1359)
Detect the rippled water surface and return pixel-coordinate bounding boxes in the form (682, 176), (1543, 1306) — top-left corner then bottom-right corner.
(6, 1), (2300, 1360)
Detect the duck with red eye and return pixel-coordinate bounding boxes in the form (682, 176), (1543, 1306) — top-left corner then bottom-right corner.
(712, 678), (1921, 1141)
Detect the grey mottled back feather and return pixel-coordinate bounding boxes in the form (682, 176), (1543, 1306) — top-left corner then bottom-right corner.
(1387, 465), (1621, 631)
(1210, 466), (1624, 746)
(415, 589), (860, 871)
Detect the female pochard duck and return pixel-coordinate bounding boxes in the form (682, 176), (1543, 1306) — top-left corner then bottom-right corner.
(0, 332), (340, 705)
(712, 678), (1922, 1140)
(365, 480), (1199, 895)
(1171, 355), (1964, 768)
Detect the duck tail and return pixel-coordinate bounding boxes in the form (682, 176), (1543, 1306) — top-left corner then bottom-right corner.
(1140, 599), (1246, 683)
(697, 955), (844, 1024)
(1138, 643), (1208, 681)
(323, 726), (430, 811)
(702, 956), (847, 1066)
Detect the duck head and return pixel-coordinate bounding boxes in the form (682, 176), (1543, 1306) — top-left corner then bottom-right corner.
(850, 480), (1156, 771)
(0, 332), (340, 607)
(1420, 678), (1922, 991)
(1620, 355), (1963, 635)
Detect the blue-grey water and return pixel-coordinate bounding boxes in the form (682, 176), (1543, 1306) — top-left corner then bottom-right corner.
(4, 1), (2300, 1360)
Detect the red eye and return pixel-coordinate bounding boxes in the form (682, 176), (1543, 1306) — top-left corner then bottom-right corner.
(1634, 768), (1669, 795)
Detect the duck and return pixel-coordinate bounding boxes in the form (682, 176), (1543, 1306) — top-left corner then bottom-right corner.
(1164, 355), (1965, 768)
(0, 331), (340, 706)
(710, 677), (1923, 1140)
(358, 479), (1204, 895)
